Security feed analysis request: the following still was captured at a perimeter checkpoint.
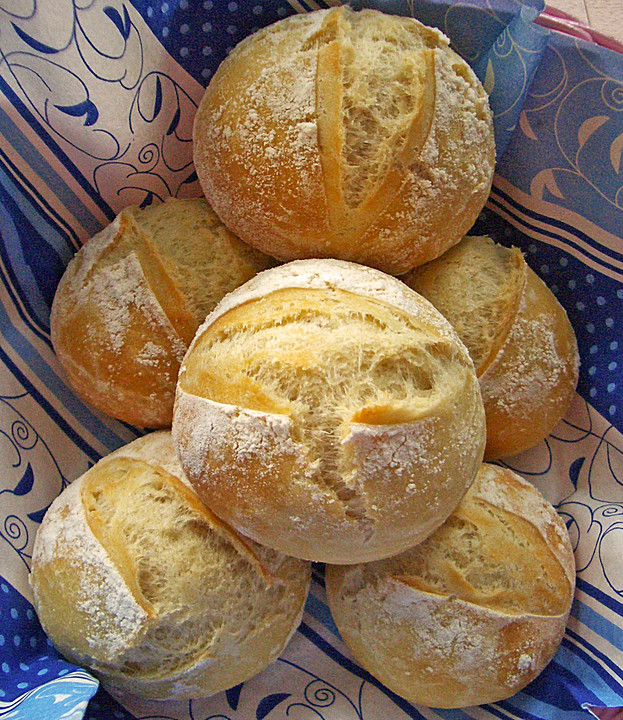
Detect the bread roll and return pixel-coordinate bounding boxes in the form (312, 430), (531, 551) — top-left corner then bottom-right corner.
(172, 258), (486, 564)
(29, 431), (310, 701)
(325, 463), (575, 709)
(50, 197), (275, 428)
(193, 6), (495, 276)
(402, 235), (580, 459)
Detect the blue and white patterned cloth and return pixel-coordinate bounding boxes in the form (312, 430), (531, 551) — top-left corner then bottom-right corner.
(0, 1), (622, 719)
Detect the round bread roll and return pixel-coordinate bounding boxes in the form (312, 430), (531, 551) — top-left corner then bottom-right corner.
(29, 431), (310, 701)
(193, 6), (495, 276)
(172, 258), (486, 565)
(50, 197), (275, 428)
(402, 235), (580, 459)
(325, 462), (576, 709)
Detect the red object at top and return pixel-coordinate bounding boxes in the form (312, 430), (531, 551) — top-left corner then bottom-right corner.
(536, 5), (623, 53)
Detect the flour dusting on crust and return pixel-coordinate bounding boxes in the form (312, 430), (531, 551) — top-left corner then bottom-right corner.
(31, 476), (148, 658)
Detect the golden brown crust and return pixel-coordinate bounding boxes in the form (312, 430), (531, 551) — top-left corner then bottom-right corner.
(481, 267), (580, 459)
(50, 212), (187, 428)
(173, 259), (486, 564)
(193, 6), (495, 275)
(29, 431), (311, 701)
(50, 198), (274, 428)
(403, 235), (579, 459)
(404, 236), (528, 375)
(325, 463), (575, 709)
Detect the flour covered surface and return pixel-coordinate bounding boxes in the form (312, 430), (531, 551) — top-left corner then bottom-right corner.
(29, 431), (311, 702)
(193, 5), (495, 275)
(50, 197), (274, 428)
(404, 235), (580, 459)
(173, 259), (486, 565)
(325, 462), (576, 708)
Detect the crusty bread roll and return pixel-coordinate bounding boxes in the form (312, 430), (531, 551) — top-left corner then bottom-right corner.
(193, 6), (495, 276)
(172, 258), (486, 565)
(325, 462), (575, 709)
(29, 431), (310, 701)
(402, 235), (580, 459)
(50, 197), (275, 428)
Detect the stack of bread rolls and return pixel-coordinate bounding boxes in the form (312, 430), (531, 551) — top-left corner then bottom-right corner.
(34, 4), (579, 710)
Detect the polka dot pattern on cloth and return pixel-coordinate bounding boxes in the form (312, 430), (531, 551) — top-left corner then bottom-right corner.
(131, 0), (298, 86)
(0, 581), (84, 703)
